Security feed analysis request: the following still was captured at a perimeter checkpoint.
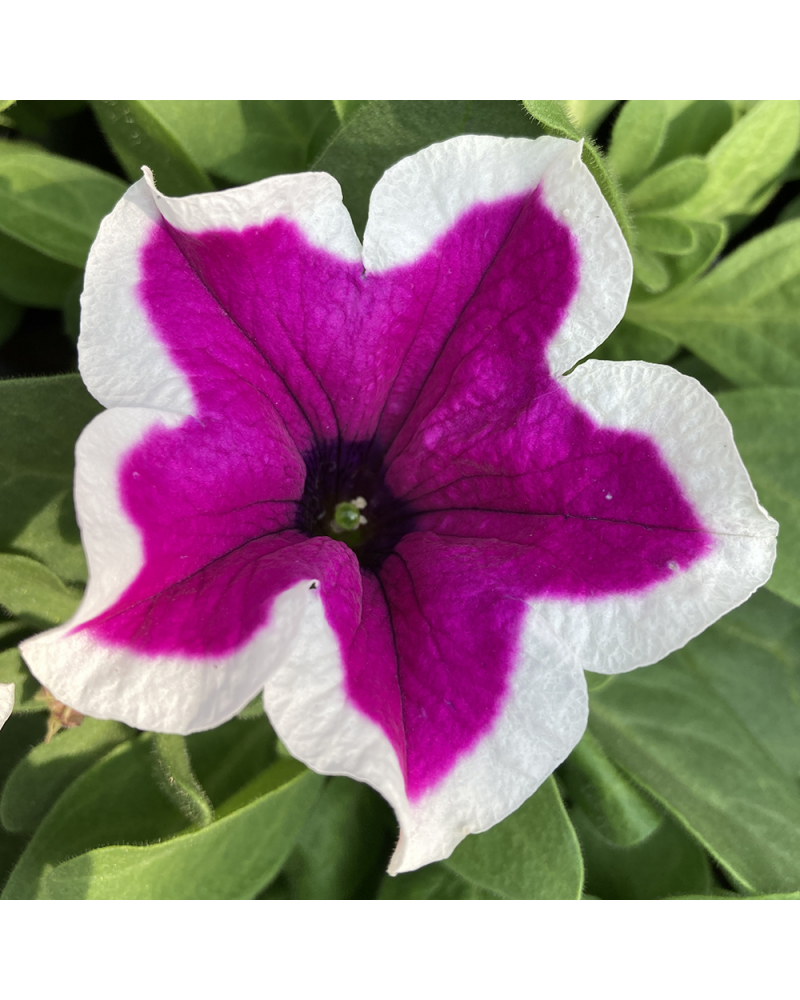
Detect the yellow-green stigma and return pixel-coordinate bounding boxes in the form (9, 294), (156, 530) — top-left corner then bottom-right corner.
(332, 497), (367, 534)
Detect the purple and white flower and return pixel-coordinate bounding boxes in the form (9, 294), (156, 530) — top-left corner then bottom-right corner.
(20, 135), (777, 872)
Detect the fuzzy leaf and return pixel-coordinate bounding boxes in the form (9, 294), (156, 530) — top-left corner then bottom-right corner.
(0, 375), (101, 581)
(717, 388), (800, 607)
(283, 777), (393, 899)
(2, 735), (188, 898)
(589, 653), (800, 895)
(151, 733), (214, 828)
(559, 729), (661, 846)
(607, 100), (670, 189)
(91, 100), (213, 196)
(627, 220), (800, 387)
(0, 718), (133, 833)
(0, 141), (125, 267)
(39, 759), (323, 899)
(674, 101), (800, 222)
(636, 215), (696, 255)
(0, 554), (80, 626)
(0, 228), (82, 308)
(378, 862), (500, 899)
(445, 777), (583, 899)
(626, 156), (709, 214)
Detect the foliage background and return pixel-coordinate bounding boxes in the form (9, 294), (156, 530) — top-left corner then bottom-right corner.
(0, 99), (799, 900)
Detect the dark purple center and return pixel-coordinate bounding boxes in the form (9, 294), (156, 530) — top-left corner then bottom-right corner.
(296, 439), (416, 571)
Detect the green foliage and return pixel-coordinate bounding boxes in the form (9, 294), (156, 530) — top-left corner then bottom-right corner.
(315, 101), (543, 238)
(446, 777), (583, 899)
(627, 220), (800, 387)
(674, 101), (799, 222)
(717, 389), (800, 606)
(92, 101), (339, 195)
(0, 141), (126, 267)
(39, 760), (323, 899)
(1, 718), (133, 832)
(91, 101), (214, 195)
(378, 862), (500, 899)
(558, 730), (661, 846)
(0, 375), (101, 592)
(607, 100), (670, 188)
(589, 650), (800, 894)
(572, 808), (712, 899)
(151, 734), (214, 828)
(283, 777), (394, 899)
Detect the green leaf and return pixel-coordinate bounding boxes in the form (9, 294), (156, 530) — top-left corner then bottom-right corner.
(333, 100), (366, 125)
(652, 101), (733, 169)
(0, 712), (47, 889)
(186, 715), (278, 808)
(0, 228), (82, 308)
(0, 141), (126, 267)
(142, 101), (339, 186)
(778, 194), (800, 226)
(589, 653), (800, 894)
(0, 293), (22, 347)
(670, 891), (800, 900)
(523, 99), (634, 248)
(663, 221), (727, 288)
(151, 733), (214, 828)
(626, 220), (800, 387)
(378, 862), (500, 899)
(445, 777), (583, 899)
(0, 374), (101, 581)
(717, 388), (800, 606)
(0, 718), (132, 833)
(635, 215), (696, 255)
(632, 247), (669, 293)
(591, 318), (676, 364)
(2, 735), (189, 899)
(0, 553), (80, 626)
(39, 759), (323, 899)
(606, 101), (670, 189)
(564, 101), (617, 135)
(315, 100), (543, 239)
(626, 156), (709, 214)
(91, 101), (213, 196)
(674, 101), (800, 222)
(558, 730), (661, 846)
(283, 777), (394, 899)
(0, 646), (45, 713)
(572, 807), (711, 899)
(686, 589), (800, 782)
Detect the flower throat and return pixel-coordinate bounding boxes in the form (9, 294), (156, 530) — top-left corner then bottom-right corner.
(296, 439), (416, 572)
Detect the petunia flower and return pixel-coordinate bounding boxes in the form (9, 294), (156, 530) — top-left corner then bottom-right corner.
(20, 136), (777, 873)
(0, 684), (13, 733)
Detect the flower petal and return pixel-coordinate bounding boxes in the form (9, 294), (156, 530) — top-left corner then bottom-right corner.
(260, 562), (587, 874)
(0, 683), (13, 731)
(549, 360), (778, 673)
(363, 134), (631, 379)
(79, 168), (361, 420)
(20, 406), (361, 732)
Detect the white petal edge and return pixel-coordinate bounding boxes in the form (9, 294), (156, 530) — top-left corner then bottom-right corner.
(19, 407), (315, 732)
(361, 134), (632, 377)
(0, 683), (13, 732)
(544, 360), (779, 675)
(79, 169), (362, 414)
(261, 590), (588, 874)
